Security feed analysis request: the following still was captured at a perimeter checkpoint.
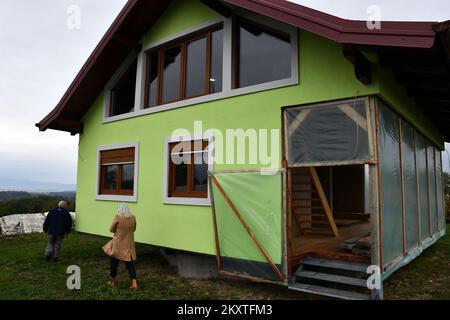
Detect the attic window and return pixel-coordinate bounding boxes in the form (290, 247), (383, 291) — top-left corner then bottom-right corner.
(109, 58), (138, 116)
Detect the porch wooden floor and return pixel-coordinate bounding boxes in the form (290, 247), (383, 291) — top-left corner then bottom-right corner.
(290, 221), (371, 261)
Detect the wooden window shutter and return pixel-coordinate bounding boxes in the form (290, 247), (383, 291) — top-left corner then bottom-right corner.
(101, 147), (135, 165)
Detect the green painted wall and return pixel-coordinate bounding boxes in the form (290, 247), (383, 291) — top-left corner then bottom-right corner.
(75, 0), (443, 257)
(143, 0), (219, 46)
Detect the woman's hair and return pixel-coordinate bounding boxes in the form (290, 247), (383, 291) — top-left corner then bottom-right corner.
(117, 203), (133, 218)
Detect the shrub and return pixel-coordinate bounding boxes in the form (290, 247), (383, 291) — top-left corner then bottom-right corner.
(0, 195), (75, 217)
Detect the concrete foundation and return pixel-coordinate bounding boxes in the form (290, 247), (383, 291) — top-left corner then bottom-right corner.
(160, 249), (219, 279)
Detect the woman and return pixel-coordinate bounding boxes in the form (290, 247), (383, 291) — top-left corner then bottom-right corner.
(103, 203), (138, 289)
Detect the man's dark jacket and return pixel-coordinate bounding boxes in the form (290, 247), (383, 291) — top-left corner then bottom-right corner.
(43, 207), (73, 236)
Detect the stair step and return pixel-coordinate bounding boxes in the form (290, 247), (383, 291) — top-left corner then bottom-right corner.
(289, 283), (370, 300)
(311, 221), (330, 227)
(296, 270), (367, 287)
(301, 257), (369, 273)
(309, 229), (334, 236)
(311, 215), (328, 220)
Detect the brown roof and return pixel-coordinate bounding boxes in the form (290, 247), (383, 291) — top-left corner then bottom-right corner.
(36, 0), (450, 139)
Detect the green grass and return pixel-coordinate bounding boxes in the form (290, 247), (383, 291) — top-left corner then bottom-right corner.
(0, 232), (310, 300)
(383, 224), (450, 300)
(0, 226), (448, 300)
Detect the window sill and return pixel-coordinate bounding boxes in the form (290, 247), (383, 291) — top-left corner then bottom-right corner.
(103, 77), (298, 124)
(96, 194), (137, 203)
(163, 196), (211, 206)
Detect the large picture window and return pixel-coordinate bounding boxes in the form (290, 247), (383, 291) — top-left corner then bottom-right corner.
(234, 18), (291, 88)
(99, 147), (136, 196)
(144, 26), (223, 108)
(168, 140), (209, 199)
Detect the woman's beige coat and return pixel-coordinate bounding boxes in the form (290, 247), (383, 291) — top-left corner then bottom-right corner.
(102, 214), (137, 262)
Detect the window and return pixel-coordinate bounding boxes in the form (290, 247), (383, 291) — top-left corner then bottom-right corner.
(168, 140), (209, 199)
(104, 16), (298, 122)
(234, 19), (291, 88)
(109, 58), (138, 116)
(99, 147), (136, 196)
(144, 26), (223, 108)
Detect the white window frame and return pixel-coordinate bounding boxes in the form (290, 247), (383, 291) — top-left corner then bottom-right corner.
(95, 141), (139, 202)
(103, 11), (299, 124)
(163, 134), (214, 206)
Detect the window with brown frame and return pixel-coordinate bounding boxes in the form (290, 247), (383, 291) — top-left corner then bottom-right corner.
(144, 26), (223, 108)
(99, 147), (136, 196)
(233, 18), (291, 89)
(168, 140), (209, 198)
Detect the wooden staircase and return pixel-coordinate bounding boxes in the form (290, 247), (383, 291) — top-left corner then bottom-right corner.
(290, 168), (339, 237)
(289, 255), (373, 300)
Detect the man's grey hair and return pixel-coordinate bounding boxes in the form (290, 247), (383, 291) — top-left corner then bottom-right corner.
(58, 201), (68, 209)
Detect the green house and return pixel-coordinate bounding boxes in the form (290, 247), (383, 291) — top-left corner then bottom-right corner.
(37, 0), (450, 299)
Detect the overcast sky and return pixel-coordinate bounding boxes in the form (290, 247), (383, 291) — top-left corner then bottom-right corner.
(0, 1), (449, 186)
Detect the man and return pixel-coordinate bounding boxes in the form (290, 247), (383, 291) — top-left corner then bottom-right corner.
(43, 201), (73, 262)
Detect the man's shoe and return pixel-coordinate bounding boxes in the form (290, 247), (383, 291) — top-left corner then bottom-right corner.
(130, 279), (138, 290)
(52, 257), (59, 262)
(45, 255), (51, 261)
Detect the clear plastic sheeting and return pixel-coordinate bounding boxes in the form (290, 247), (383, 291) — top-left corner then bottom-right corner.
(377, 98), (446, 275)
(427, 145), (438, 235)
(416, 134), (431, 241)
(378, 102), (403, 267)
(401, 121), (420, 251)
(210, 171), (284, 282)
(0, 212), (75, 236)
(285, 99), (371, 166)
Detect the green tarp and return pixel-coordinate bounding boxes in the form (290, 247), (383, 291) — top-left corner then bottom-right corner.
(210, 171), (284, 281)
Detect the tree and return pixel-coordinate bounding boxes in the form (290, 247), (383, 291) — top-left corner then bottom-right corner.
(444, 172), (450, 221)
(443, 172), (450, 195)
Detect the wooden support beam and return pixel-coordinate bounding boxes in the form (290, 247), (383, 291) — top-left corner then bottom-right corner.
(408, 88), (450, 100)
(403, 82), (450, 92)
(395, 72), (450, 89)
(308, 167), (340, 238)
(200, 0), (232, 17)
(208, 175), (222, 272)
(380, 54), (445, 74)
(343, 44), (371, 85)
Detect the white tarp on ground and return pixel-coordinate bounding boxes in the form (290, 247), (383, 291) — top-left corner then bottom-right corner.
(0, 212), (75, 236)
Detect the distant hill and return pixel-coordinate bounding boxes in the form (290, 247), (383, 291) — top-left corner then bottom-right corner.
(0, 178), (75, 193)
(0, 192), (76, 217)
(0, 191), (76, 202)
(0, 191), (31, 202)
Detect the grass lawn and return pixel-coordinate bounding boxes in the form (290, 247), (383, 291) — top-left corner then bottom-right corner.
(0, 225), (448, 300)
